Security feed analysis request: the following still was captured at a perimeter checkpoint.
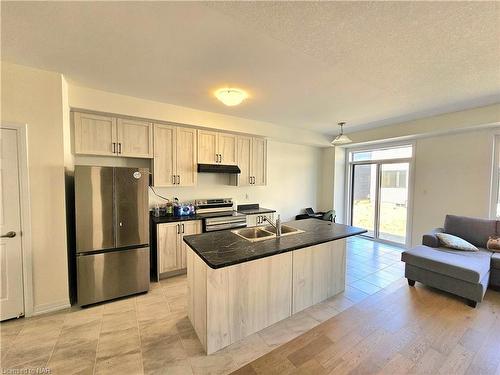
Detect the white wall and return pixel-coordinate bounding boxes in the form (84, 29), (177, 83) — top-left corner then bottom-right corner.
(410, 128), (496, 246)
(149, 140), (321, 221)
(1, 62), (70, 314)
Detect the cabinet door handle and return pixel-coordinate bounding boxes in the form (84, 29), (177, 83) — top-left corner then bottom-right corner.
(219, 154), (222, 163)
(112, 142), (116, 153)
(172, 175), (176, 184)
(177, 175), (180, 185)
(182, 224), (185, 233)
(118, 143), (122, 154)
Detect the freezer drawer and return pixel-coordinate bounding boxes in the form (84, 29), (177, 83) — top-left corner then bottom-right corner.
(77, 247), (150, 306)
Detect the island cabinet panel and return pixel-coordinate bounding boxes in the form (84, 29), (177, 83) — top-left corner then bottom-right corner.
(187, 248), (292, 354)
(187, 248), (207, 348)
(292, 239), (346, 314)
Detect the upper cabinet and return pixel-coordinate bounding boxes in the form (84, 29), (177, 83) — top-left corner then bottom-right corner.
(73, 112), (153, 158)
(197, 130), (237, 165)
(116, 118), (153, 158)
(237, 136), (267, 186)
(74, 112), (117, 156)
(153, 124), (197, 187)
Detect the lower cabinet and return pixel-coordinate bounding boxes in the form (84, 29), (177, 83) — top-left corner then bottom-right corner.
(157, 220), (202, 276)
(246, 213), (275, 227)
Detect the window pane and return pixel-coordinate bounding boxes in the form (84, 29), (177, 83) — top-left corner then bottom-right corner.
(351, 145), (412, 162)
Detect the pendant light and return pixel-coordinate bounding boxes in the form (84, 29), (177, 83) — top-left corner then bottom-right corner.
(331, 122), (352, 145)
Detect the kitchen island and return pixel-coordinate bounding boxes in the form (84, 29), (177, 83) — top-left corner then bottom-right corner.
(183, 218), (366, 354)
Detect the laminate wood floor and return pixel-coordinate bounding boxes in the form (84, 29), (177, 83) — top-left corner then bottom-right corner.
(4, 237), (498, 374)
(232, 276), (500, 375)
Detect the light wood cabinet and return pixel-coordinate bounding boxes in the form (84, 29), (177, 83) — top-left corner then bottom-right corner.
(198, 130), (218, 164)
(236, 136), (267, 186)
(197, 130), (238, 165)
(116, 118), (153, 157)
(158, 220), (201, 276)
(153, 124), (197, 187)
(237, 136), (252, 186)
(246, 213), (275, 227)
(74, 112), (117, 156)
(176, 127), (197, 186)
(252, 138), (267, 186)
(73, 112), (152, 158)
(158, 223), (180, 274)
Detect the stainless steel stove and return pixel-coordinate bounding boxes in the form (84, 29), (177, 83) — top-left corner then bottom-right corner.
(195, 198), (247, 232)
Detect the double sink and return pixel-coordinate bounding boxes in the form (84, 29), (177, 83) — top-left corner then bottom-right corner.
(232, 225), (304, 242)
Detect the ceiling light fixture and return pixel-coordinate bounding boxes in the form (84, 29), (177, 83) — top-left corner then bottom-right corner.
(214, 88), (248, 106)
(331, 122), (352, 145)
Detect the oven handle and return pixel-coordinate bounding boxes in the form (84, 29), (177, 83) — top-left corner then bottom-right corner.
(204, 222), (247, 232)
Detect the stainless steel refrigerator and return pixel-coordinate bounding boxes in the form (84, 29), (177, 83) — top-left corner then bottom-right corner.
(75, 166), (150, 306)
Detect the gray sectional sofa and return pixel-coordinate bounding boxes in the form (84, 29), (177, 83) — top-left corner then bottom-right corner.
(401, 215), (500, 307)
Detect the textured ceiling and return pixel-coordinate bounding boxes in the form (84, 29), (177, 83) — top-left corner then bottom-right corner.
(2, 1), (499, 135)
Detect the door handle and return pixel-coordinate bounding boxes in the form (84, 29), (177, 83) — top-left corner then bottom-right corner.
(215, 154), (218, 163)
(220, 154), (223, 163)
(172, 175), (176, 185)
(112, 142), (116, 153)
(118, 143), (122, 154)
(182, 224), (185, 233)
(1, 231), (16, 238)
(177, 175), (180, 185)
(177, 224), (180, 234)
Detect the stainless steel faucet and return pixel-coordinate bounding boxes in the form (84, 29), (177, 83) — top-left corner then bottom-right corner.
(264, 214), (281, 237)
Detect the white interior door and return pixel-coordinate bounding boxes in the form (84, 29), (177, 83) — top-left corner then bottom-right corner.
(0, 128), (25, 320)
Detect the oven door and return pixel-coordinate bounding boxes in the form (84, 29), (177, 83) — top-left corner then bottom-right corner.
(203, 216), (247, 232)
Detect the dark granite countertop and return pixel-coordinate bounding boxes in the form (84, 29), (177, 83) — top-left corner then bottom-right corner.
(151, 213), (203, 224)
(237, 207), (276, 215)
(183, 218), (367, 269)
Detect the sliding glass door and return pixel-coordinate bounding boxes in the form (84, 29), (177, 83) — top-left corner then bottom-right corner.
(351, 164), (377, 238)
(349, 145), (412, 246)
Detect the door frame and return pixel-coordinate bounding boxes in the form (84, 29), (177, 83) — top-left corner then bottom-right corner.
(1, 123), (34, 317)
(345, 141), (415, 248)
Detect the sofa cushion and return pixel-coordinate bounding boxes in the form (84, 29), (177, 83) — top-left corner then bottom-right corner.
(492, 253), (500, 270)
(401, 245), (492, 283)
(444, 215), (497, 248)
(436, 233), (478, 251)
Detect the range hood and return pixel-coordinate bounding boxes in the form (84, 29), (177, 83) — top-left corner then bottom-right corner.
(197, 164), (241, 174)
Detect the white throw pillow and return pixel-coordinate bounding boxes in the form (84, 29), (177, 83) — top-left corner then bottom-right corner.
(436, 233), (478, 252)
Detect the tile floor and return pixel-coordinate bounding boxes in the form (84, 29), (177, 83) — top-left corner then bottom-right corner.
(0, 236), (405, 375)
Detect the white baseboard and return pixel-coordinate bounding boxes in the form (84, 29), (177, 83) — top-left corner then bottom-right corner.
(32, 299), (71, 316)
